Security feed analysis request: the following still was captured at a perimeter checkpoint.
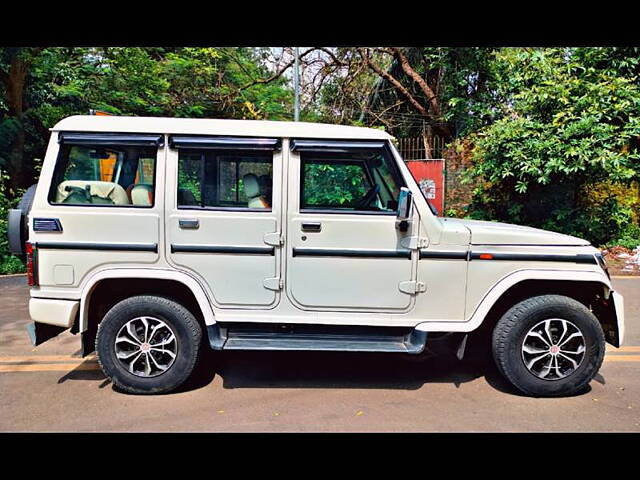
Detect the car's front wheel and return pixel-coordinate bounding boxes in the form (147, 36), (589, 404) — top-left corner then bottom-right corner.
(492, 294), (605, 397)
(96, 295), (202, 394)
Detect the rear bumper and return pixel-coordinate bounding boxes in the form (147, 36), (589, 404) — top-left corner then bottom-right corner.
(29, 298), (79, 328)
(27, 298), (80, 347)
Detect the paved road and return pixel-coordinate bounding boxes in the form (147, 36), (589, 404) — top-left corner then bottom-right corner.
(1, 275), (638, 432)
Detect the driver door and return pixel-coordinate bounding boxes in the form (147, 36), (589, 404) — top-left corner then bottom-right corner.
(285, 140), (418, 313)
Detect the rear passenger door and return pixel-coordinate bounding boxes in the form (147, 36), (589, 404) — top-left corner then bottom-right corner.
(31, 132), (163, 289)
(165, 136), (282, 308)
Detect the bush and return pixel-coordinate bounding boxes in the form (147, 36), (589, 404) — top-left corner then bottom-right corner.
(0, 255), (25, 274)
(465, 48), (640, 246)
(613, 223), (640, 250)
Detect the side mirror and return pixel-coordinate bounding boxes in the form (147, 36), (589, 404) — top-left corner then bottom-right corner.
(397, 187), (412, 220)
(396, 187), (412, 232)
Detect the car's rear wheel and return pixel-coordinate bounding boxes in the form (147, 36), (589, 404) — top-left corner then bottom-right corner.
(492, 294), (605, 397)
(96, 295), (202, 394)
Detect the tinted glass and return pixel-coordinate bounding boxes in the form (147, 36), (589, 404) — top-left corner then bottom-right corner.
(300, 149), (403, 212)
(49, 144), (156, 207)
(177, 150), (273, 209)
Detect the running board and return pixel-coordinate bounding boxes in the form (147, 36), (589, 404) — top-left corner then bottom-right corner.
(207, 324), (427, 354)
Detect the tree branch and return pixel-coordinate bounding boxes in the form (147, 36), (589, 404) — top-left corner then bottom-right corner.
(391, 47), (441, 117)
(357, 48), (430, 119)
(239, 47), (317, 91)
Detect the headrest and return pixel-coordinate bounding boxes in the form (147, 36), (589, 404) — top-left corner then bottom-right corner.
(130, 184), (153, 206)
(243, 174), (260, 198)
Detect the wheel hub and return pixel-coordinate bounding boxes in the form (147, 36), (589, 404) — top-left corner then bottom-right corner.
(114, 317), (178, 378)
(521, 318), (586, 381)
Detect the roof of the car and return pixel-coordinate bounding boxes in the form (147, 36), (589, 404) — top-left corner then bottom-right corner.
(52, 115), (392, 141)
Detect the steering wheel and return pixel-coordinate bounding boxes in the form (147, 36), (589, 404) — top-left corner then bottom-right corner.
(354, 185), (380, 209)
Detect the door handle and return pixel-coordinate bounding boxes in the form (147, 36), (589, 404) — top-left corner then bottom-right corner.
(179, 219), (199, 229)
(301, 222), (322, 232)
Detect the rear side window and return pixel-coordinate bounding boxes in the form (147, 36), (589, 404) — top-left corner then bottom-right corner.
(177, 149), (273, 210)
(49, 144), (157, 207)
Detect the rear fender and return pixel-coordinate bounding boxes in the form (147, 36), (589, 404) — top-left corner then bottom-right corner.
(79, 268), (216, 333)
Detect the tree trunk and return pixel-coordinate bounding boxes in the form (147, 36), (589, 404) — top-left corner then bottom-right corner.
(1, 48), (42, 195)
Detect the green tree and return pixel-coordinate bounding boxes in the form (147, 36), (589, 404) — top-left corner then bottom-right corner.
(466, 47), (640, 246)
(0, 46), (296, 197)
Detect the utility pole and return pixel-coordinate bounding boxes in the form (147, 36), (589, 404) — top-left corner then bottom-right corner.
(293, 47), (300, 121)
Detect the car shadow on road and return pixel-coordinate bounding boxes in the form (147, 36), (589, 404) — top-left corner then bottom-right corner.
(55, 341), (593, 398)
(177, 340), (531, 396)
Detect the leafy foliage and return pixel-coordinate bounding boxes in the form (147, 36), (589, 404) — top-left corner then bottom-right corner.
(1, 46), (640, 274)
(303, 163), (369, 207)
(466, 48), (640, 246)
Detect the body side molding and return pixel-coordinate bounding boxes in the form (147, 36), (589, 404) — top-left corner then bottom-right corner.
(418, 249), (597, 264)
(36, 242), (158, 253)
(293, 247), (411, 259)
(171, 244), (274, 255)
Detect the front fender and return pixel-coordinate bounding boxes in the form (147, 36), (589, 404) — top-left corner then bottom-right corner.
(415, 269), (620, 338)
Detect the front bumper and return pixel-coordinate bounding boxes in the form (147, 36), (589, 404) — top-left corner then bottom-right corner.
(611, 291), (625, 347)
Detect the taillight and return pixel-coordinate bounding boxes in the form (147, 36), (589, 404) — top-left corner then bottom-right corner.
(25, 242), (38, 286)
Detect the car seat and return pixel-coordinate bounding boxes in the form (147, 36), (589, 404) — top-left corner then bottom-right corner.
(56, 180), (130, 205)
(258, 174), (272, 207)
(127, 184), (154, 206)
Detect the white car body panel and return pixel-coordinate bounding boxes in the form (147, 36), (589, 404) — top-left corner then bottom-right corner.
(22, 116), (623, 350)
(29, 298), (79, 328)
(415, 268), (612, 331)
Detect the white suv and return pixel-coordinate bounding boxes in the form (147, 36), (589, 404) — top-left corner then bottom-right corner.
(7, 115), (624, 396)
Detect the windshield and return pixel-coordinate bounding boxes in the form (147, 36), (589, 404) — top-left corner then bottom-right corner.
(388, 142), (439, 216)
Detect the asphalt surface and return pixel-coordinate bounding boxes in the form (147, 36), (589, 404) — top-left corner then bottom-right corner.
(1, 275), (639, 432)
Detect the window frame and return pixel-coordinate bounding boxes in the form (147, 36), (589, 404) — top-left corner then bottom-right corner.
(176, 147), (275, 213)
(47, 142), (159, 209)
(298, 143), (405, 216)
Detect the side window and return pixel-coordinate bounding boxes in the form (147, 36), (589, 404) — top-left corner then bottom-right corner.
(177, 150), (273, 210)
(300, 149), (404, 213)
(49, 144), (157, 207)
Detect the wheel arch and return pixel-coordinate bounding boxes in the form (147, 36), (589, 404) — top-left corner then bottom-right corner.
(416, 269), (620, 346)
(469, 270), (620, 347)
(79, 269), (215, 355)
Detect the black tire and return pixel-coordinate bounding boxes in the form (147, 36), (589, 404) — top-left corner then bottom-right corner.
(96, 295), (202, 395)
(492, 294), (605, 397)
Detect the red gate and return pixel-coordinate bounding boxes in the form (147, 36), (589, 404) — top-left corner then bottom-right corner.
(405, 159), (444, 215)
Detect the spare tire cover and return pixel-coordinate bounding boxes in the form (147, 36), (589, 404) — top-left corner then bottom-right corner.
(7, 184), (37, 255)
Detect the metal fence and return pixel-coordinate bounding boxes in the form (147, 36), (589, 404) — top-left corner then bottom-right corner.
(396, 135), (446, 160)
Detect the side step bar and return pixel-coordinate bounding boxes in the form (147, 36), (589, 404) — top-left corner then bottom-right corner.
(207, 323), (427, 354)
